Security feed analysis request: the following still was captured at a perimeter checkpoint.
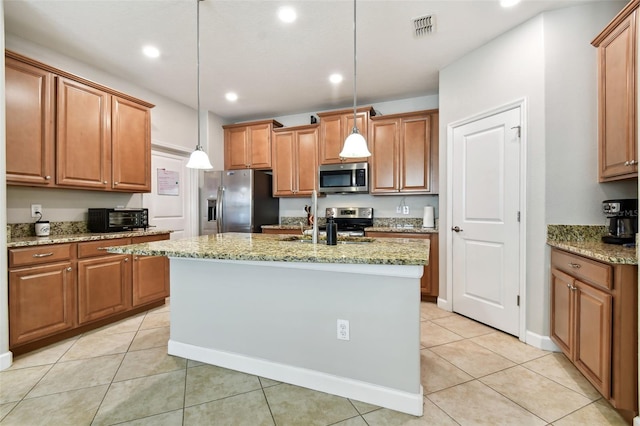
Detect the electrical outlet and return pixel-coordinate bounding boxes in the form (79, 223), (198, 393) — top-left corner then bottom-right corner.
(31, 204), (42, 218)
(403, 205), (409, 214)
(396, 206), (402, 214)
(337, 319), (350, 341)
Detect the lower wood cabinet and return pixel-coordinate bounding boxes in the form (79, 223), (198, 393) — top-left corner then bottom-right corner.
(7, 233), (170, 354)
(550, 248), (637, 421)
(365, 231), (438, 301)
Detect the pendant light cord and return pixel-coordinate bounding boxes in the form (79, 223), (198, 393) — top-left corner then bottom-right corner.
(196, 0), (202, 150)
(352, 0), (358, 133)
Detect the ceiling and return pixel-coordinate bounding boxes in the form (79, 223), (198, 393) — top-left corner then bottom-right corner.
(4, 0), (604, 122)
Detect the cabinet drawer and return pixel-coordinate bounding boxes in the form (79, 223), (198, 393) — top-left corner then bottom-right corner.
(77, 238), (132, 259)
(132, 234), (170, 244)
(9, 244), (74, 268)
(551, 249), (612, 290)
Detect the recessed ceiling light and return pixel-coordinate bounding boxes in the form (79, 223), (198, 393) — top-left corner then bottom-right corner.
(142, 45), (160, 58)
(500, 0), (520, 7)
(226, 92), (238, 102)
(278, 7), (297, 23)
(329, 74), (343, 84)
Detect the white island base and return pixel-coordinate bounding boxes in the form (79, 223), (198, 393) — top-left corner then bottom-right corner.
(168, 257), (424, 416)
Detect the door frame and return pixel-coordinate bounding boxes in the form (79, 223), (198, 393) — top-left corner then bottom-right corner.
(144, 141), (199, 239)
(444, 98), (528, 341)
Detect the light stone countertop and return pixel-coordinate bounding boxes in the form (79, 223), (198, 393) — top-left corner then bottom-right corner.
(107, 232), (430, 265)
(7, 229), (173, 248)
(261, 225), (438, 234)
(547, 240), (637, 265)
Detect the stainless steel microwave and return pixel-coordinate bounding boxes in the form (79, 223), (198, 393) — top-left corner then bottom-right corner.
(88, 208), (149, 232)
(318, 162), (369, 194)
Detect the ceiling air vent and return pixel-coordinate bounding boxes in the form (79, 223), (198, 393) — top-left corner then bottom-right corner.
(413, 14), (435, 37)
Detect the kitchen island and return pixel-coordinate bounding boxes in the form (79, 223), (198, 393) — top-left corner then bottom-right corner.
(108, 233), (429, 415)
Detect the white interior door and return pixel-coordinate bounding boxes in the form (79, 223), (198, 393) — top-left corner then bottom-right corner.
(451, 106), (521, 336)
(142, 149), (195, 240)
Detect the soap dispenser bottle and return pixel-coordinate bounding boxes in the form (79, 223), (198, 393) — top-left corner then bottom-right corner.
(326, 217), (337, 245)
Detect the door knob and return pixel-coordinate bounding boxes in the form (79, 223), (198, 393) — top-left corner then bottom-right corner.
(451, 226), (463, 232)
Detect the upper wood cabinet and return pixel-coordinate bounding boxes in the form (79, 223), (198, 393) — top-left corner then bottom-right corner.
(5, 56), (55, 186)
(592, 2), (639, 181)
(369, 110), (439, 194)
(272, 124), (319, 197)
(5, 50), (154, 192)
(317, 106), (375, 164)
(223, 120), (283, 170)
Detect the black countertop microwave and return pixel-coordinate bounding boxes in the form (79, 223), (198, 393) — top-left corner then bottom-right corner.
(88, 208), (149, 232)
(318, 162), (369, 194)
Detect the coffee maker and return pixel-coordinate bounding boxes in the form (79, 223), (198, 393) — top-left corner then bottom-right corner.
(602, 199), (638, 244)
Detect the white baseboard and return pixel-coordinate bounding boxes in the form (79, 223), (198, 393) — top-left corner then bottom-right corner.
(634, 416), (640, 426)
(0, 351), (13, 371)
(169, 340), (424, 416)
(525, 330), (560, 352)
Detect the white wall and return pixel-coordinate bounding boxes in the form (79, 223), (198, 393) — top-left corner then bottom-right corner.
(1, 0), (13, 370)
(439, 1), (628, 338)
(275, 95), (441, 219)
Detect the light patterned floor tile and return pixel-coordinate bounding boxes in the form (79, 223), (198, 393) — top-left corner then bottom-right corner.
(7, 337), (76, 370)
(0, 402), (18, 422)
(184, 389), (274, 426)
(92, 370), (186, 426)
(332, 416), (368, 426)
(140, 311), (171, 330)
(113, 347), (186, 382)
(88, 313), (145, 336)
(420, 321), (464, 348)
(522, 352), (601, 400)
(428, 380), (546, 425)
(129, 326), (170, 351)
(0, 385), (107, 426)
(480, 365), (592, 423)
(420, 302), (455, 321)
(263, 383), (359, 426)
(0, 364), (51, 404)
(471, 332), (548, 364)
(59, 331), (136, 361)
(349, 399), (380, 415)
(184, 364), (262, 407)
(259, 376), (281, 388)
(363, 398), (459, 425)
(116, 409), (184, 426)
(420, 348), (473, 393)
(432, 315), (495, 338)
(552, 399), (629, 426)
(430, 340), (515, 378)
(26, 354), (123, 398)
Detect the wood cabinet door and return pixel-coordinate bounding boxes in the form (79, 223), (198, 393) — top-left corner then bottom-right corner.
(77, 255), (131, 324)
(423, 233), (439, 299)
(295, 127), (319, 195)
(5, 57), (55, 186)
(343, 112), (371, 163)
(225, 126), (249, 169)
(319, 114), (343, 164)
(272, 131), (296, 196)
(9, 262), (75, 347)
(597, 11), (637, 181)
(574, 280), (612, 398)
(132, 255), (169, 307)
(370, 119), (399, 193)
(550, 268), (574, 358)
(249, 123), (273, 169)
(111, 96), (151, 192)
(401, 115), (431, 192)
(56, 77), (111, 189)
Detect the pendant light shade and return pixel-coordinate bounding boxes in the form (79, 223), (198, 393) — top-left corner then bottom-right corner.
(339, 0), (371, 158)
(186, 0), (213, 169)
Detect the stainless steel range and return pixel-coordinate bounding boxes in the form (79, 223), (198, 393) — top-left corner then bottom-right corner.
(322, 207), (373, 237)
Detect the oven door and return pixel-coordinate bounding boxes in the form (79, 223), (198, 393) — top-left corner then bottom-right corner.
(108, 211), (143, 229)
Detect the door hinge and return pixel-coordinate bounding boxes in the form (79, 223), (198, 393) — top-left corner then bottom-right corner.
(517, 211), (521, 222)
(517, 295), (520, 306)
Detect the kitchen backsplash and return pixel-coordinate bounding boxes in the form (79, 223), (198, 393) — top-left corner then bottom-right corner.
(280, 216), (438, 229)
(547, 224), (607, 242)
(9, 221), (89, 238)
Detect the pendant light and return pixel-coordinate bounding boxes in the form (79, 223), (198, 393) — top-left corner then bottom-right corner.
(339, 0), (371, 158)
(186, 0), (214, 169)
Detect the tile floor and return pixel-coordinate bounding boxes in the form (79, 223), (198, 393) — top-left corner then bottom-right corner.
(0, 301), (631, 425)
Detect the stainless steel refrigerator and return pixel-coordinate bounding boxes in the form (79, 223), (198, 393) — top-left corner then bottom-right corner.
(200, 169), (279, 235)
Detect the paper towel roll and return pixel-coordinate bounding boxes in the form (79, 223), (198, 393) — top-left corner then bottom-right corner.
(422, 206), (435, 228)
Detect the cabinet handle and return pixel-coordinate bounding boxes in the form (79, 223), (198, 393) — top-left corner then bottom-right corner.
(103, 181), (108, 184)
(134, 257), (138, 261)
(32, 252), (54, 258)
(124, 257), (129, 262)
(625, 161), (630, 166)
(569, 284), (577, 291)
(66, 267), (72, 272)
(44, 175), (51, 180)
(631, 160), (638, 165)
(568, 262), (581, 269)
(97, 247), (108, 251)
(114, 182), (119, 186)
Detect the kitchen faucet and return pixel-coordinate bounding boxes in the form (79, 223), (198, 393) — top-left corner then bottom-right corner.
(312, 190), (318, 244)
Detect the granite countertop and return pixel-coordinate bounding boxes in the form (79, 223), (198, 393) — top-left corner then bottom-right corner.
(107, 233), (430, 265)
(261, 224), (438, 234)
(7, 229), (173, 248)
(547, 240), (637, 265)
